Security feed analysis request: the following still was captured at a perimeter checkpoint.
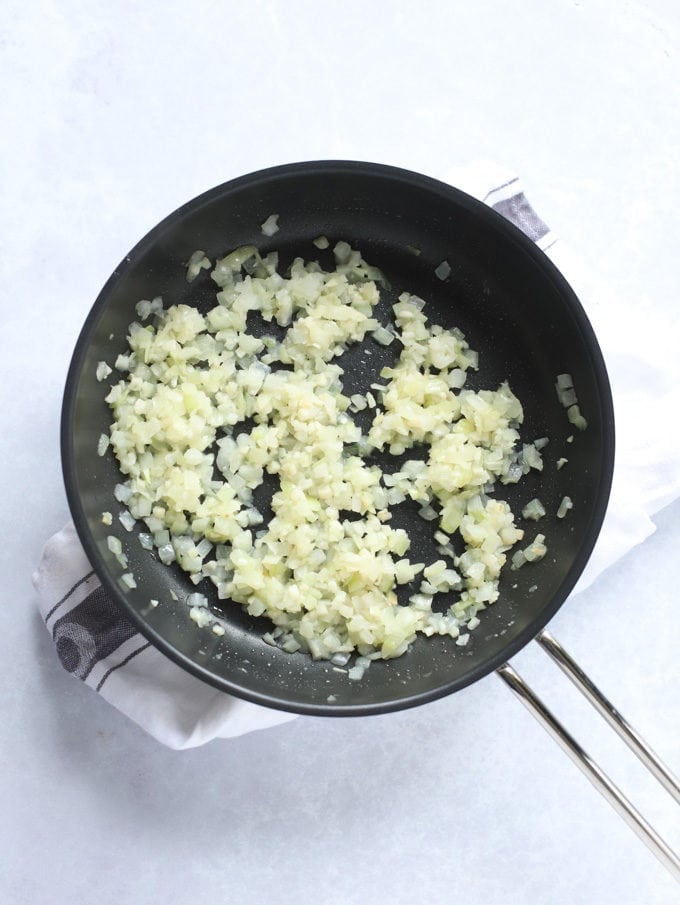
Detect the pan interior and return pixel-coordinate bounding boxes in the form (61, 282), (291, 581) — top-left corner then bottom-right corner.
(62, 162), (614, 715)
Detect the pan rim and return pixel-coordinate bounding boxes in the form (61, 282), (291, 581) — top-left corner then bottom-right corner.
(61, 159), (615, 716)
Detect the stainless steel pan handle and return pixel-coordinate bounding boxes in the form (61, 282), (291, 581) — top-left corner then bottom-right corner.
(497, 631), (680, 882)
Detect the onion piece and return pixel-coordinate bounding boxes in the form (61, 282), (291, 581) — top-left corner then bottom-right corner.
(434, 260), (451, 280)
(121, 572), (136, 589)
(96, 361), (112, 382)
(187, 592), (208, 608)
(418, 505), (438, 521)
(567, 404), (588, 430)
(333, 240), (352, 265)
(107, 535), (122, 556)
(521, 498), (546, 521)
(138, 532), (154, 550)
(372, 325), (395, 346)
(330, 652), (351, 667)
(523, 534), (547, 562)
(260, 214), (280, 237)
(557, 496), (573, 519)
(119, 510), (135, 532)
(186, 250), (211, 283)
(136, 296), (164, 319)
(114, 483), (132, 504)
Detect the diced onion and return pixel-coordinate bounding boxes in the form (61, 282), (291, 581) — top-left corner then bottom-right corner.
(114, 483), (132, 504)
(187, 592), (208, 608)
(522, 498), (546, 521)
(558, 387), (578, 407)
(107, 535), (122, 556)
(189, 606), (212, 627)
(136, 296), (164, 319)
(119, 510), (135, 532)
(96, 361), (112, 382)
(567, 404), (588, 430)
(121, 572), (136, 589)
(418, 505), (438, 521)
(372, 326), (395, 346)
(557, 496), (573, 518)
(556, 374), (587, 430)
(523, 533), (547, 562)
(330, 652), (351, 667)
(104, 238), (546, 664)
(260, 214), (280, 237)
(157, 543), (176, 565)
(333, 240), (352, 264)
(186, 251), (211, 283)
(434, 260), (451, 280)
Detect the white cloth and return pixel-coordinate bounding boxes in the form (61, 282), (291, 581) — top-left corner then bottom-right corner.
(33, 164), (680, 749)
(448, 161), (680, 593)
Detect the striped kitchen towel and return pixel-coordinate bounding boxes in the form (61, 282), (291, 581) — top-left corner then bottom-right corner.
(33, 163), (680, 750)
(34, 522), (295, 746)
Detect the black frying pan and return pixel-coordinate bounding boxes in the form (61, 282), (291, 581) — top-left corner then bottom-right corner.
(61, 161), (615, 716)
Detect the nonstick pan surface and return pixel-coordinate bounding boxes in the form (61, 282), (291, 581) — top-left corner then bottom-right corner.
(62, 161), (615, 715)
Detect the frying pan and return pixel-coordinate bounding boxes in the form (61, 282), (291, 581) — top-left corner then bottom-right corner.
(61, 161), (679, 876)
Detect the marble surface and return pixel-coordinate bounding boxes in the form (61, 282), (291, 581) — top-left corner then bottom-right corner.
(2, 0), (680, 902)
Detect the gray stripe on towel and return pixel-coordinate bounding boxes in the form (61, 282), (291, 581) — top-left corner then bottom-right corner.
(96, 641), (152, 692)
(492, 192), (549, 242)
(44, 570), (96, 623)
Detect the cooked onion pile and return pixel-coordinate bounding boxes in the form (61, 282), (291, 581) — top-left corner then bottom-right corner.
(102, 242), (546, 663)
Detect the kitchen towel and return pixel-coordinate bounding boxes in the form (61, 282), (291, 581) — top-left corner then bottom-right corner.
(33, 163), (680, 749)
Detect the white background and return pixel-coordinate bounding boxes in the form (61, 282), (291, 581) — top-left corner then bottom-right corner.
(2, 1), (680, 902)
